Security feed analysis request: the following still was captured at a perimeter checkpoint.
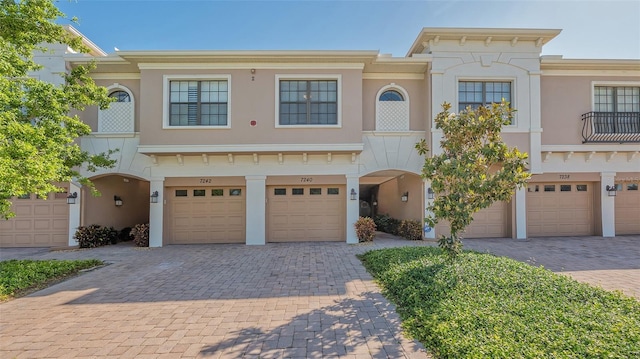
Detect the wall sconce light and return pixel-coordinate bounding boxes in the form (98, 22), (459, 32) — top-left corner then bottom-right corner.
(605, 185), (617, 197)
(401, 192), (409, 202)
(150, 191), (159, 203)
(427, 188), (434, 200)
(66, 192), (77, 205)
(350, 188), (357, 201)
(114, 195), (123, 206)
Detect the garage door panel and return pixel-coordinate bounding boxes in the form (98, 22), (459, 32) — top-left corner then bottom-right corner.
(34, 219), (51, 230)
(34, 205), (52, 216)
(615, 183), (640, 235)
(14, 234), (33, 245)
(268, 185), (344, 242)
(34, 234), (52, 245)
(167, 186), (246, 244)
(527, 182), (593, 237)
(14, 205), (32, 216)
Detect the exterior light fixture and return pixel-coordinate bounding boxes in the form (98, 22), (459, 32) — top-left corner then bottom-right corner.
(605, 185), (617, 197)
(150, 191), (159, 203)
(350, 188), (357, 201)
(66, 192), (77, 205)
(427, 187), (434, 200)
(114, 195), (123, 206)
(401, 192), (409, 202)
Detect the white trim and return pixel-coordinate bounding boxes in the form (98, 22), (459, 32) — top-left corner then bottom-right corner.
(274, 74), (342, 128)
(98, 84), (135, 133)
(362, 131), (424, 136)
(162, 74), (232, 129)
(140, 63), (365, 70)
(137, 143), (364, 154)
(590, 80), (640, 111)
(87, 132), (139, 138)
(541, 145), (640, 152)
(543, 70), (640, 77)
(363, 73), (425, 80)
(91, 73), (141, 80)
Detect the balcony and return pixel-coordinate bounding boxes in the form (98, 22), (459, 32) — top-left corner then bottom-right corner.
(581, 112), (640, 143)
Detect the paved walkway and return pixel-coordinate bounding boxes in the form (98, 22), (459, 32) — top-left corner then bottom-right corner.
(0, 234), (638, 358)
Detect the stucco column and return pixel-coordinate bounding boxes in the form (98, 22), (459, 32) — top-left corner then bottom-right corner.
(514, 186), (527, 239)
(245, 175), (266, 245)
(601, 172), (616, 237)
(423, 180), (436, 239)
(149, 178), (165, 247)
(346, 174), (360, 244)
(528, 71), (543, 174)
(67, 182), (81, 246)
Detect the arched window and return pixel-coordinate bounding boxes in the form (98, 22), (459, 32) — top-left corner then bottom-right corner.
(109, 90), (131, 103)
(379, 90), (404, 102)
(375, 85), (410, 131)
(98, 84), (135, 133)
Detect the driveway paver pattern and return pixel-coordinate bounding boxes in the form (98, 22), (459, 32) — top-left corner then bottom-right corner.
(0, 234), (638, 358)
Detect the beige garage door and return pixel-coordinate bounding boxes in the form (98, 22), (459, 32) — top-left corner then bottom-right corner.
(527, 183), (594, 237)
(615, 182), (640, 235)
(267, 185), (345, 242)
(0, 192), (69, 247)
(435, 201), (508, 239)
(166, 187), (245, 244)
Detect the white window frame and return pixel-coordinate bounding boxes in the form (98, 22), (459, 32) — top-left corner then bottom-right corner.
(375, 83), (410, 131)
(275, 74), (342, 128)
(98, 83), (135, 133)
(162, 74), (232, 129)
(456, 77), (517, 126)
(591, 81), (640, 111)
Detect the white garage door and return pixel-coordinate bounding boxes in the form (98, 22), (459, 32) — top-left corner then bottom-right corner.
(615, 182), (640, 235)
(527, 183), (594, 237)
(0, 192), (69, 247)
(435, 201), (508, 239)
(166, 187), (245, 244)
(267, 185), (345, 242)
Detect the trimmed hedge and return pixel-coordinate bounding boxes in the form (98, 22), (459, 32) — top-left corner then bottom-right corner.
(359, 247), (640, 358)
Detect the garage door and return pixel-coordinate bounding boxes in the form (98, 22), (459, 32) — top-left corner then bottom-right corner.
(527, 183), (594, 237)
(0, 192), (69, 247)
(166, 187), (245, 244)
(267, 185), (345, 242)
(435, 201), (508, 239)
(615, 182), (640, 235)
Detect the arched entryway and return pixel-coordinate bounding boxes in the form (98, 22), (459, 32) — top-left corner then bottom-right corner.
(359, 170), (423, 223)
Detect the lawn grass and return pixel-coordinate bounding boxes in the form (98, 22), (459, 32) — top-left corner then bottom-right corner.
(358, 247), (640, 359)
(0, 259), (103, 301)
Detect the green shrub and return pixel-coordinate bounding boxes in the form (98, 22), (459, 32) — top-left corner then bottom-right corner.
(355, 216), (377, 242)
(0, 259), (103, 300)
(359, 247), (640, 358)
(131, 223), (149, 247)
(118, 227), (133, 242)
(73, 224), (117, 248)
(398, 219), (423, 240)
(373, 214), (402, 235)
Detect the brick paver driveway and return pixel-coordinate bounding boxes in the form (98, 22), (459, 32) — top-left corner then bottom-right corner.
(1, 234), (638, 358)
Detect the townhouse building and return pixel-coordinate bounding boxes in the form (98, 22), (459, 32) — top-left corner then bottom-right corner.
(1, 26), (638, 247)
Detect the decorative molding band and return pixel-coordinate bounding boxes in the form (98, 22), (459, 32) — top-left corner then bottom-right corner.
(86, 132), (139, 138)
(362, 73), (425, 80)
(91, 73), (141, 80)
(541, 145), (640, 152)
(542, 70), (640, 77)
(138, 143), (365, 154)
(362, 131), (425, 136)
(138, 63), (366, 70)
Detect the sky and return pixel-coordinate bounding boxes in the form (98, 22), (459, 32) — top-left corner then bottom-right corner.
(56, 0), (640, 59)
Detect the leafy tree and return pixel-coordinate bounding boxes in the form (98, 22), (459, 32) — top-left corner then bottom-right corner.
(0, 0), (115, 219)
(416, 101), (530, 258)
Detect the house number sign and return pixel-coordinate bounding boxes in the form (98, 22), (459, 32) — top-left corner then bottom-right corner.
(199, 178), (212, 184)
(559, 174), (570, 179)
(300, 177), (313, 183)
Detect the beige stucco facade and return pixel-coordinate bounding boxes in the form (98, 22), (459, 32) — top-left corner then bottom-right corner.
(4, 26), (638, 248)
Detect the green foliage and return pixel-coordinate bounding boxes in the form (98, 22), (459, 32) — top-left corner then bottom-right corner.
(398, 219), (422, 240)
(0, 258), (103, 300)
(359, 247), (640, 358)
(0, 0), (116, 219)
(131, 223), (149, 247)
(416, 102), (530, 258)
(73, 224), (117, 248)
(373, 214), (401, 235)
(355, 216), (377, 242)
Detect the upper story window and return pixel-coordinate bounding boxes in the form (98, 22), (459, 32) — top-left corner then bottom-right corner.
(98, 84), (135, 133)
(276, 75), (341, 127)
(379, 90), (404, 102)
(458, 81), (512, 112)
(594, 86), (639, 112)
(109, 90), (131, 103)
(169, 80), (228, 126)
(375, 84), (410, 131)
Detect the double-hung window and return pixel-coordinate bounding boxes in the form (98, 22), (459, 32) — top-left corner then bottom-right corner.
(278, 77), (339, 126)
(168, 79), (229, 127)
(458, 81), (512, 112)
